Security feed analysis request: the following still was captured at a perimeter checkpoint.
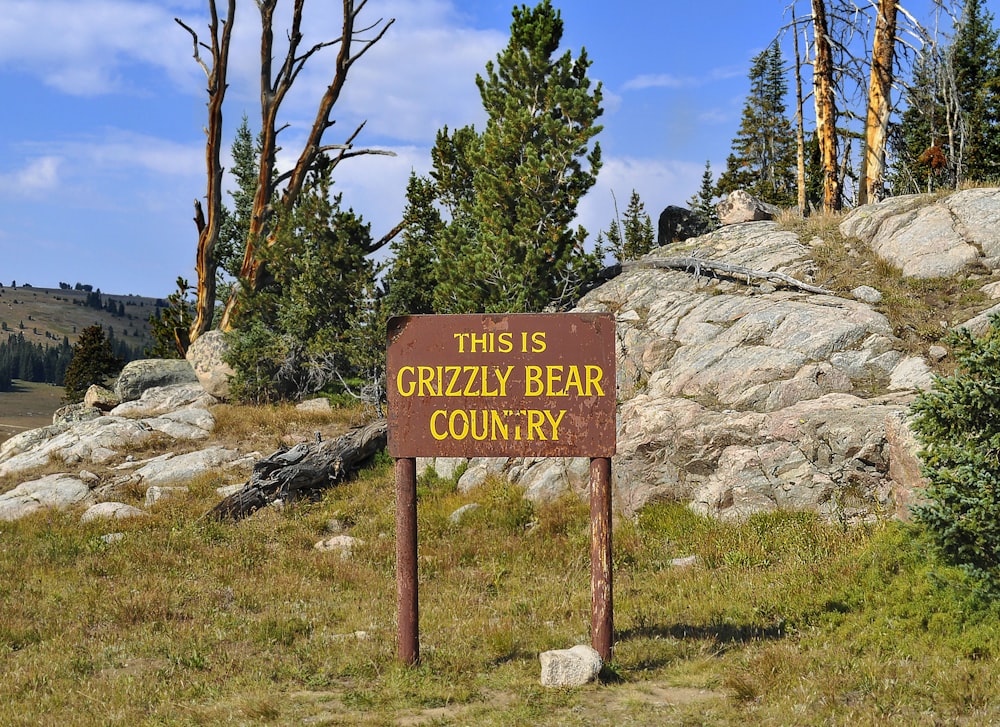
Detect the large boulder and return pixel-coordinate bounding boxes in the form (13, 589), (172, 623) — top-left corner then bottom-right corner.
(447, 221), (923, 521)
(185, 330), (235, 400)
(0, 474), (92, 521)
(839, 188), (1000, 278)
(114, 359), (200, 403)
(716, 189), (780, 225)
(657, 205), (709, 246)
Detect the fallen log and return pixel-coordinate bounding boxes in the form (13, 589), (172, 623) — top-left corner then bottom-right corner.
(622, 256), (833, 295)
(206, 418), (388, 521)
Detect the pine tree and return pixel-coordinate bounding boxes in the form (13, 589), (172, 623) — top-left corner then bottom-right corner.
(717, 41), (796, 205)
(146, 278), (194, 358)
(62, 325), (123, 403)
(428, 1), (604, 313)
(605, 190), (654, 263)
(382, 173), (442, 317)
(891, 0), (1000, 192)
(225, 162), (377, 403)
(218, 115), (259, 283)
(688, 161), (720, 231)
(952, 0), (1000, 182)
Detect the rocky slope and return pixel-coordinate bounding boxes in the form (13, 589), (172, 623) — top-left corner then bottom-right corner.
(4, 189), (1000, 524)
(430, 189), (1000, 522)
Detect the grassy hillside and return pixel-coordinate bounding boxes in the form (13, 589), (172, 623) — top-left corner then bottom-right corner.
(1, 404), (999, 724)
(0, 283), (158, 352)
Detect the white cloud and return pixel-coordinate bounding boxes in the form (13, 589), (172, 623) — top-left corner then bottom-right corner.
(576, 156), (709, 242)
(0, 1), (197, 95)
(0, 156), (61, 194)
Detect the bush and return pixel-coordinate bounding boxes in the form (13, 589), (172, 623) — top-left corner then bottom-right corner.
(911, 315), (1000, 589)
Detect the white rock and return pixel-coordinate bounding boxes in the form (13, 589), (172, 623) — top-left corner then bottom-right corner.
(0, 474), (91, 521)
(889, 357), (934, 391)
(80, 502), (146, 523)
(851, 285), (883, 304)
(314, 535), (362, 557)
(449, 503), (481, 524)
(540, 645), (602, 687)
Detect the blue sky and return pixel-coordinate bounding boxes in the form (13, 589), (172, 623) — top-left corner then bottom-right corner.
(0, 0), (992, 297)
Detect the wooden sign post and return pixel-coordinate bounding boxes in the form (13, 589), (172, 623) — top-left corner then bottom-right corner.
(387, 313), (616, 665)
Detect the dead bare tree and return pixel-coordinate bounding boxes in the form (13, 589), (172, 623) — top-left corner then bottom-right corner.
(812, 0), (843, 212)
(179, 1), (397, 345)
(175, 0), (236, 345)
(858, 0), (899, 204)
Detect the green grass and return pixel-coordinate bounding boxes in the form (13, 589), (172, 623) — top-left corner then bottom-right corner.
(3, 458), (1000, 725)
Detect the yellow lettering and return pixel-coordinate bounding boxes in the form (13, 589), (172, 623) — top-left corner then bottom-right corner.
(494, 366), (513, 396)
(563, 366), (583, 396)
(448, 410), (470, 440)
(469, 410), (489, 441)
(525, 366), (543, 396)
(453, 332), (469, 353)
(462, 366), (481, 396)
(443, 366), (463, 397)
(586, 365), (605, 397)
(531, 331), (546, 353)
(546, 365), (564, 396)
(490, 410), (508, 440)
(430, 410), (448, 440)
(544, 410), (566, 440)
(396, 366), (416, 397)
(418, 366), (438, 397)
(470, 332), (488, 352)
(497, 332), (513, 353)
(527, 410), (547, 440)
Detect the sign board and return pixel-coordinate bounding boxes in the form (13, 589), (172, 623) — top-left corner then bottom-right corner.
(386, 313), (616, 458)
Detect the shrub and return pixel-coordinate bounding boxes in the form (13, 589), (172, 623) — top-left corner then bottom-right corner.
(911, 314), (1000, 589)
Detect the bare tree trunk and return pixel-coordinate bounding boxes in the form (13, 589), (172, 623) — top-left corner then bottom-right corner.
(812, 0), (842, 212)
(176, 0), (236, 345)
(206, 419), (388, 521)
(793, 8), (809, 216)
(217, 0), (395, 331)
(859, 0), (899, 205)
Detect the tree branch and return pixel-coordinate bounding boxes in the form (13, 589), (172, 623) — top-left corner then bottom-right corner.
(622, 256), (833, 295)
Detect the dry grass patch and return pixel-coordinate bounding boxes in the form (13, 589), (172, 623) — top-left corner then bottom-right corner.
(210, 400), (373, 451)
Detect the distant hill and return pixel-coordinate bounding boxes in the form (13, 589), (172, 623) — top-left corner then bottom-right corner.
(0, 283), (160, 354)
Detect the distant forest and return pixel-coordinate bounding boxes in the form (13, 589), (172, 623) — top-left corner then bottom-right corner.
(0, 330), (143, 393)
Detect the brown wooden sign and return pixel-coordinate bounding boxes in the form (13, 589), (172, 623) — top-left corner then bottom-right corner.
(386, 313), (616, 458)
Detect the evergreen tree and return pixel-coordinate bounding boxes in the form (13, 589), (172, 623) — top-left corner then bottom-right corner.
(147, 278), (194, 358)
(427, 1), (604, 313)
(952, 0), (1000, 182)
(891, 0), (1000, 192)
(218, 115), (260, 284)
(225, 162), (377, 403)
(688, 161), (720, 231)
(912, 315), (1000, 591)
(382, 173), (442, 317)
(605, 190), (654, 263)
(62, 325), (123, 403)
(716, 41), (796, 205)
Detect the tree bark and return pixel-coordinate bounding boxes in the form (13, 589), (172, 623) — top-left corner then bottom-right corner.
(206, 418), (388, 521)
(812, 0), (842, 212)
(793, 8), (808, 216)
(216, 0), (395, 331)
(176, 0), (236, 345)
(859, 0), (899, 205)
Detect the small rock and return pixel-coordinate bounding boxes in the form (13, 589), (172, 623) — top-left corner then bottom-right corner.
(296, 398), (332, 415)
(670, 555), (700, 568)
(78, 470), (100, 486)
(84, 384), (120, 411)
(716, 189), (779, 225)
(540, 644), (603, 688)
(928, 345), (948, 362)
(980, 281), (1000, 299)
(889, 357), (935, 391)
(100, 532), (125, 545)
(80, 502), (146, 523)
(851, 285), (883, 304)
(314, 534), (362, 557)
